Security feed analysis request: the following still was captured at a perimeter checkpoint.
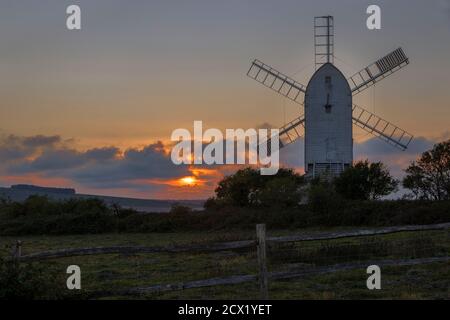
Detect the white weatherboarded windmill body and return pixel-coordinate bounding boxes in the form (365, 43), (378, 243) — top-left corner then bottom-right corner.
(247, 16), (413, 178)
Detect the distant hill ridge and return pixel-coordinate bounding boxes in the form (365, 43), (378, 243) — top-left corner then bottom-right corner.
(11, 184), (76, 195)
(0, 185), (204, 213)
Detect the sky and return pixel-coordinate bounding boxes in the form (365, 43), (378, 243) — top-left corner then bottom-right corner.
(0, 0), (450, 199)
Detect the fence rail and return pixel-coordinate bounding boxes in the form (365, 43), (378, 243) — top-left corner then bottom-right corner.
(15, 222), (450, 262)
(11, 222), (450, 298)
(16, 240), (256, 262)
(266, 222), (450, 243)
(92, 256), (450, 298)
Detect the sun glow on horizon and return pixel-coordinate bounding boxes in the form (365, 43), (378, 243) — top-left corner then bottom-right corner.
(179, 176), (198, 186)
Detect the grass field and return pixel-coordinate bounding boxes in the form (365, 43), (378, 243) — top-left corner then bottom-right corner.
(1, 228), (449, 300)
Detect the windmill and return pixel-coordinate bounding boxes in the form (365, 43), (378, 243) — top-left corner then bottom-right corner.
(247, 16), (413, 178)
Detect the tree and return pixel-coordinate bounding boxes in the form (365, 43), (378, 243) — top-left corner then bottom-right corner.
(403, 140), (450, 200)
(334, 160), (398, 200)
(209, 167), (305, 208)
(258, 176), (305, 208)
(308, 177), (343, 215)
(214, 167), (262, 207)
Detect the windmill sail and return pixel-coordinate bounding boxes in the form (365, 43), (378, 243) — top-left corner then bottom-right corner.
(247, 59), (306, 104)
(352, 104), (413, 150)
(278, 115), (305, 147)
(314, 16), (334, 68)
(259, 115), (305, 156)
(349, 48), (409, 95)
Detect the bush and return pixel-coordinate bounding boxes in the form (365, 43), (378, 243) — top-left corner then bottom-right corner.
(403, 139), (450, 200)
(212, 167), (305, 208)
(169, 204), (193, 215)
(334, 160), (398, 200)
(203, 197), (229, 210)
(307, 178), (345, 226)
(0, 252), (67, 299)
(0, 196), (449, 235)
(0, 196), (111, 219)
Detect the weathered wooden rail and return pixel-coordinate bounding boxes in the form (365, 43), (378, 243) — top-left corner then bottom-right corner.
(11, 222), (450, 299)
(94, 256), (450, 297)
(266, 222), (450, 243)
(15, 222), (450, 262)
(16, 240), (256, 262)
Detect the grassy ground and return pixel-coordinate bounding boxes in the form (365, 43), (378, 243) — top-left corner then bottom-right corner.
(0, 228), (449, 300)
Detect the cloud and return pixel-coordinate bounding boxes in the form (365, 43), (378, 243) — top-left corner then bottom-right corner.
(10, 146), (122, 174)
(0, 135), (191, 193)
(0, 131), (447, 199)
(279, 139), (304, 169)
(69, 142), (188, 188)
(256, 122), (275, 130)
(354, 136), (434, 157)
(22, 135), (61, 148)
(0, 134), (70, 164)
(353, 136), (448, 182)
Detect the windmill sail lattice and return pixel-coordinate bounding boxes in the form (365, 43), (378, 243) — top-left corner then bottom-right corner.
(258, 115), (305, 155)
(314, 16), (334, 68)
(247, 59), (306, 104)
(352, 104), (413, 150)
(278, 115), (305, 147)
(261, 105), (413, 152)
(349, 48), (409, 95)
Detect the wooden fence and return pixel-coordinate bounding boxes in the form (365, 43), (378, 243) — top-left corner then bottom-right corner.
(11, 222), (450, 299)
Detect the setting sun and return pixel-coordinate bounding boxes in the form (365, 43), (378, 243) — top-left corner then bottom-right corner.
(179, 176), (197, 186)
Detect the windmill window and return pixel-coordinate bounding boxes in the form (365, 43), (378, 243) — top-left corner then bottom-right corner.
(325, 94), (332, 113)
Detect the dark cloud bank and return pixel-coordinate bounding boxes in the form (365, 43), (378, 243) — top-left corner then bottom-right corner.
(0, 132), (445, 194)
(0, 134), (189, 191)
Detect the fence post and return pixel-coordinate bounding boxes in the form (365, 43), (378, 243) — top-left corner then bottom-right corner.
(256, 224), (269, 300)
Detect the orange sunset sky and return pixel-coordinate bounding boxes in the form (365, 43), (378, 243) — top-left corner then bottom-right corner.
(1, 0), (450, 199)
